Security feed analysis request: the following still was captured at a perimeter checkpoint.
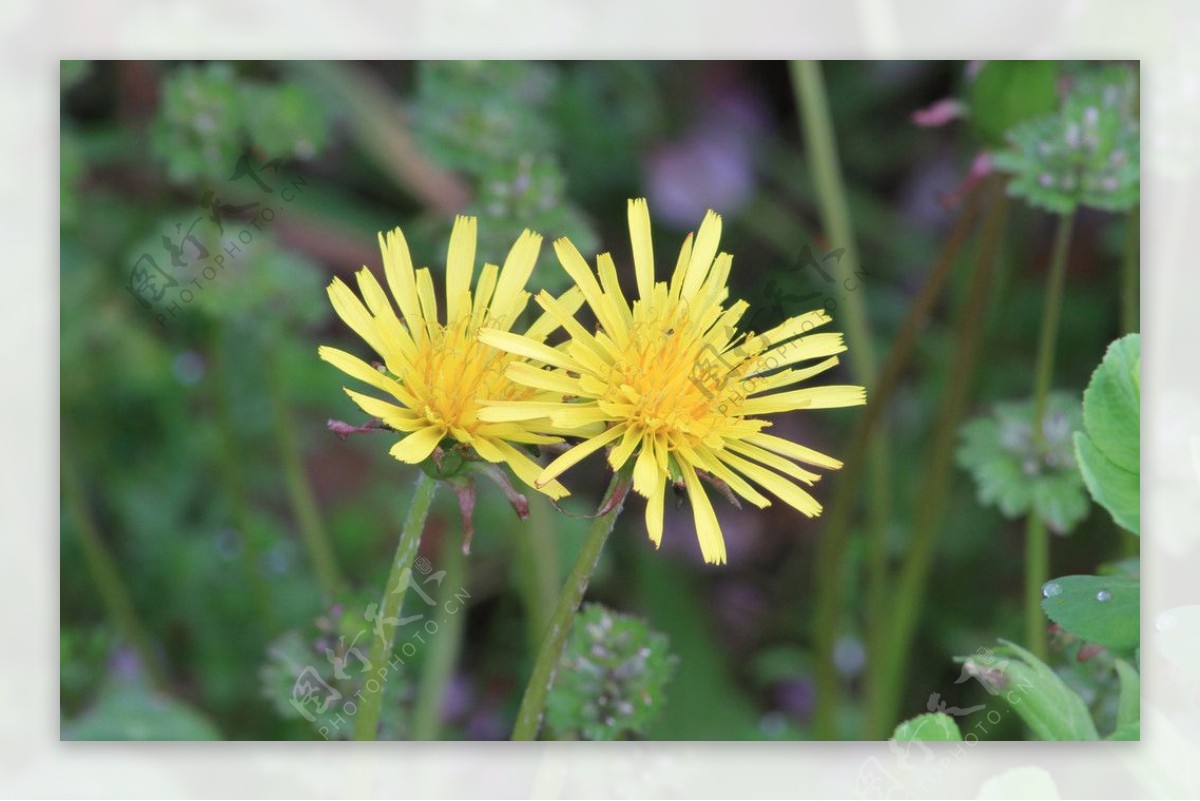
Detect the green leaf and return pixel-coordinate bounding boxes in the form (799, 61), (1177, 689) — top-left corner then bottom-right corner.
(969, 61), (1060, 146)
(1033, 469), (1092, 535)
(991, 640), (1099, 740)
(1081, 334), (1140, 472)
(1075, 333), (1140, 533)
(1041, 575), (1139, 650)
(63, 680), (222, 740)
(1075, 433), (1139, 533)
(1109, 659), (1140, 740)
(957, 393), (1089, 534)
(892, 712), (962, 741)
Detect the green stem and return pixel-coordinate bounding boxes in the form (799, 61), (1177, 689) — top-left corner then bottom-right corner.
(872, 183), (1009, 737)
(266, 349), (343, 599)
(792, 59), (891, 740)
(858, 182), (987, 733)
(1025, 211), (1075, 660)
(511, 474), (627, 741)
(411, 526), (467, 740)
(62, 452), (168, 692)
(1122, 206), (1139, 335)
(354, 471), (438, 741)
(790, 60), (879, 382)
(515, 492), (560, 656)
(210, 325), (274, 632)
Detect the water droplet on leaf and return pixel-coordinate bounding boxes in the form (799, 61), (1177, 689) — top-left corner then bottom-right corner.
(1096, 590), (1112, 602)
(1042, 582), (1062, 598)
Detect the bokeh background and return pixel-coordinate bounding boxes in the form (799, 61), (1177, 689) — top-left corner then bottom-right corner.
(59, 60), (1137, 741)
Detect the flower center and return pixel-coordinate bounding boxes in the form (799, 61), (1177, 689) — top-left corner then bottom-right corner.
(402, 317), (533, 433)
(604, 307), (748, 443)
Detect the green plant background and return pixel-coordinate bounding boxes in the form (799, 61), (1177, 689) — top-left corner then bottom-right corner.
(60, 60), (1139, 741)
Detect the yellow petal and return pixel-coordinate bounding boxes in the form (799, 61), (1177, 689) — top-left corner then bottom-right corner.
(491, 229), (542, 321)
(318, 346), (413, 404)
(681, 209), (722, 300)
(596, 252), (633, 336)
(691, 445), (771, 508)
(388, 425), (445, 464)
(719, 449), (822, 517)
(631, 434), (661, 496)
(379, 227), (423, 332)
(354, 267), (416, 369)
(744, 432), (844, 470)
(327, 278), (385, 356)
(445, 215), (477, 323)
(750, 309), (831, 344)
(740, 385), (867, 416)
(609, 425), (643, 472)
(679, 461), (727, 565)
(645, 475), (666, 548)
(538, 424), (626, 485)
(724, 439), (820, 486)
(526, 287), (583, 342)
(415, 267), (439, 329)
(627, 198), (655, 301)
(747, 332), (847, 373)
(744, 356), (841, 395)
(505, 362), (583, 396)
(489, 438), (570, 500)
(552, 237), (623, 336)
(471, 262), (500, 328)
(343, 388), (423, 431)
(479, 328), (586, 373)
(532, 290), (614, 365)
(477, 401), (570, 423)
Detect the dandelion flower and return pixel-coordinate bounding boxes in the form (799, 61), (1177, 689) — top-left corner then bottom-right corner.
(319, 216), (580, 499)
(479, 199), (866, 564)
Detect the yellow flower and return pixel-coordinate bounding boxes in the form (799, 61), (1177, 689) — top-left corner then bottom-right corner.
(318, 216), (580, 499)
(479, 199), (866, 564)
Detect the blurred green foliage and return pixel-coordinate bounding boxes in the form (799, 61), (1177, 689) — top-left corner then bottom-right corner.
(60, 60), (1139, 743)
(152, 63), (331, 184)
(546, 604), (677, 741)
(992, 64), (1139, 213)
(957, 393), (1089, 535)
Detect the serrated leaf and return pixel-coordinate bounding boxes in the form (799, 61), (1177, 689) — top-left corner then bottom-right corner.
(991, 640), (1099, 740)
(1075, 333), (1140, 533)
(969, 61), (1060, 146)
(1041, 575), (1139, 650)
(892, 712), (962, 741)
(1082, 334), (1140, 472)
(991, 64), (1139, 214)
(957, 394), (1088, 534)
(1033, 469), (1092, 534)
(1075, 432), (1139, 533)
(1109, 659), (1140, 740)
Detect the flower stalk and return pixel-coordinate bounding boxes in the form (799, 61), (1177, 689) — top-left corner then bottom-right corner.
(511, 473), (628, 741)
(354, 471), (438, 741)
(1025, 211), (1075, 660)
